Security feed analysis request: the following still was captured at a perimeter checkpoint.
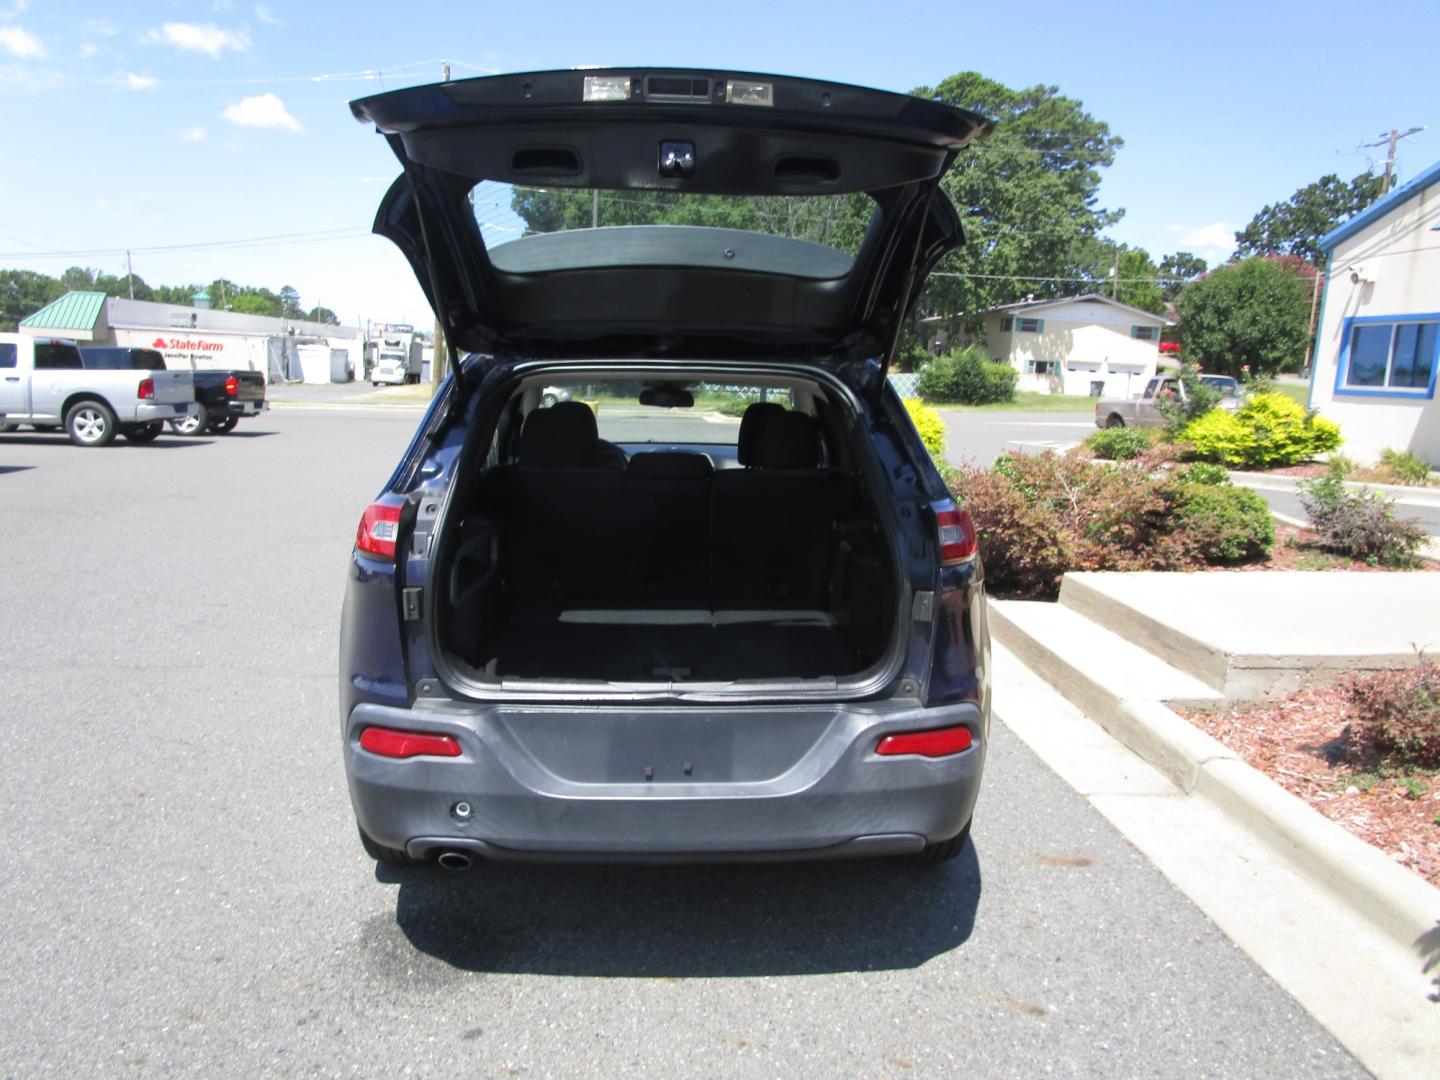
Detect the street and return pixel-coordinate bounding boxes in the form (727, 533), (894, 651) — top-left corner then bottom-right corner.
(0, 410), (1361, 1076)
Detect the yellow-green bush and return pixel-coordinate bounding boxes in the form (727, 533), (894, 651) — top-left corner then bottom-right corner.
(1182, 391), (1341, 468)
(903, 397), (947, 461)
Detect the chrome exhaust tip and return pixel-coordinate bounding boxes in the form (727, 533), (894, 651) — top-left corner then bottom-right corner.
(436, 850), (473, 872)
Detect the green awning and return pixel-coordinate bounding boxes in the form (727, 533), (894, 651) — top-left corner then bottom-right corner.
(20, 290), (107, 333)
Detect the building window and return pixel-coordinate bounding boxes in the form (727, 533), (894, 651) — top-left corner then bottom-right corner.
(1131, 325), (1159, 341)
(1000, 317), (1014, 332)
(1336, 317), (1438, 397)
(1026, 360), (1056, 375)
(1016, 317), (1044, 333)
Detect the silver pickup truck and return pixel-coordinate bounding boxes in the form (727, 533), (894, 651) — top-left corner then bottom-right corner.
(0, 333), (193, 446)
(1095, 374), (1243, 429)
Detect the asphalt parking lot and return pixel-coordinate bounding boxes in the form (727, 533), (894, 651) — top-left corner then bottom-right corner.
(0, 410), (1362, 1076)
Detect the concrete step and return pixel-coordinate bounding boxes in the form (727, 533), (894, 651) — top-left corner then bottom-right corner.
(1055, 571), (1439, 700)
(988, 599), (1223, 791)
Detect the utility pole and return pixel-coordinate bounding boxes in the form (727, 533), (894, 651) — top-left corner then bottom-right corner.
(592, 188), (599, 229)
(1364, 126), (1424, 193)
(1111, 250), (1119, 299)
(125, 250), (134, 299)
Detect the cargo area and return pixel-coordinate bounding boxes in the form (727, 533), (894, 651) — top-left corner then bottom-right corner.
(434, 394), (900, 686)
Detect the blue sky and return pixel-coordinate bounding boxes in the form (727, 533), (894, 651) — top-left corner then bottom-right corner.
(1, 0), (1434, 328)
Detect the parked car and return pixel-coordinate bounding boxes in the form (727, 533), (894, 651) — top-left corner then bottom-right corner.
(1095, 374), (1244, 429)
(0, 334), (193, 445)
(78, 346), (268, 435)
(339, 68), (993, 869)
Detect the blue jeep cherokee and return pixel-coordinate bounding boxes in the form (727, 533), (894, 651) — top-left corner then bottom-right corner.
(340, 68), (993, 869)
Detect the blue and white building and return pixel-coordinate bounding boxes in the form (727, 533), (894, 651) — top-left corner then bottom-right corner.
(1310, 159), (1440, 465)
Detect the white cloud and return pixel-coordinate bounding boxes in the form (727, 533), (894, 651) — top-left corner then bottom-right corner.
(145, 22), (250, 58)
(180, 125), (207, 142)
(1178, 223), (1237, 262)
(222, 92), (301, 132)
(97, 198), (109, 209)
(0, 0), (30, 17)
(254, 3), (280, 25)
(124, 72), (157, 90)
(0, 62), (67, 92)
(0, 26), (45, 58)
(78, 42), (99, 59)
(79, 17), (118, 36)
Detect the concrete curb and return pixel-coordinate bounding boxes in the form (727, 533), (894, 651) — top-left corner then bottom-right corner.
(1231, 469), (1440, 505)
(989, 603), (1440, 958)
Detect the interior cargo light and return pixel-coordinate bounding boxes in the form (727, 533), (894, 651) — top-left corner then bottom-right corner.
(359, 726), (461, 759)
(583, 75), (631, 102)
(875, 726), (973, 758)
(137, 378), (154, 400)
(355, 498), (404, 560)
(725, 79), (773, 107)
(931, 499), (978, 565)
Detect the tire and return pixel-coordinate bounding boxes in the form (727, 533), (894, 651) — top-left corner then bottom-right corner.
(65, 399), (118, 447)
(0, 422), (16, 433)
(206, 416), (239, 434)
(122, 422), (163, 443)
(359, 826), (416, 867)
(906, 820), (972, 865)
(1105, 414), (1125, 429)
(540, 392), (558, 408)
(169, 403), (209, 436)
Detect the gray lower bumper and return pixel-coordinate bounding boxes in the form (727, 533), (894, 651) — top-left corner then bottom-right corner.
(343, 697), (986, 862)
(136, 403), (183, 421)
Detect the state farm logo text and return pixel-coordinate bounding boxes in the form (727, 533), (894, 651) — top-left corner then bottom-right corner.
(152, 336), (225, 352)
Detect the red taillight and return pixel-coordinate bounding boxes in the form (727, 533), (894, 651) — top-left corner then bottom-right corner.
(931, 499), (978, 565)
(355, 499), (403, 560)
(137, 378), (154, 400)
(875, 726), (973, 758)
(359, 726), (461, 759)
(224, 374), (238, 396)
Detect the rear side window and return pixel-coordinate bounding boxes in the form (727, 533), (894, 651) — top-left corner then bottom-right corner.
(0, 343), (15, 368)
(131, 350), (165, 371)
(34, 343), (83, 369)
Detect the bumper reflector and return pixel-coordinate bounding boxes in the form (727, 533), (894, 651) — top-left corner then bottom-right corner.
(359, 726), (461, 759)
(875, 725), (973, 758)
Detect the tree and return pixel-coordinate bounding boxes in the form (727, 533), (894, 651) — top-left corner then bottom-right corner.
(279, 285), (302, 319)
(910, 73), (1125, 335)
(306, 306), (340, 325)
(1174, 257), (1312, 376)
(1158, 252), (1207, 300)
(228, 291), (280, 316)
(0, 269), (64, 331)
(1234, 172), (1384, 266)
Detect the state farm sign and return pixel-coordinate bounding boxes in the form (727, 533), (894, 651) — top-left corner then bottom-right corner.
(112, 327), (251, 370)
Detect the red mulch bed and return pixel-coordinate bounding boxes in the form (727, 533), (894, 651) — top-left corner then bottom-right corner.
(1213, 523), (1439, 573)
(1179, 691), (1440, 887)
(1259, 462), (1437, 487)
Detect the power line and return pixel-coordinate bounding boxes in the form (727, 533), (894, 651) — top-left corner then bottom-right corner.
(0, 227), (370, 260)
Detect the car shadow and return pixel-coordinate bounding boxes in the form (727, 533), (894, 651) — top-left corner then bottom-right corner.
(213, 430), (278, 439)
(0, 464), (34, 474)
(380, 846), (981, 977)
(0, 433), (214, 448)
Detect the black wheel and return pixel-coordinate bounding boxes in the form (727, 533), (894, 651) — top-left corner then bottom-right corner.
(122, 422), (163, 443)
(1105, 414), (1125, 429)
(359, 826), (416, 867)
(169, 403), (209, 436)
(206, 416), (239, 434)
(65, 399), (118, 447)
(0, 422), (16, 433)
(906, 820), (972, 865)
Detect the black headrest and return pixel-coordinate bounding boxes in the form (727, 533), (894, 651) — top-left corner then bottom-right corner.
(753, 410), (820, 468)
(736, 402), (785, 466)
(627, 451), (714, 479)
(518, 401), (599, 466)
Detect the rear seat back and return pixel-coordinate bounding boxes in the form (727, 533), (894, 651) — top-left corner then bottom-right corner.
(626, 451), (713, 608)
(708, 407), (858, 609)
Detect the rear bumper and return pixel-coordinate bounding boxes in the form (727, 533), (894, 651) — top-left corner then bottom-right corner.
(136, 403), (184, 421)
(343, 698), (986, 862)
(222, 399), (267, 417)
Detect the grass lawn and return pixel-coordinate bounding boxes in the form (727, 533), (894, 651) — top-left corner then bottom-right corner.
(932, 391), (1098, 413)
(1271, 382), (1310, 406)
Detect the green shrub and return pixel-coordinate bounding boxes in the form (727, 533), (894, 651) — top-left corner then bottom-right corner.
(1297, 469), (1428, 567)
(902, 397), (946, 462)
(1343, 658), (1440, 769)
(1174, 483), (1274, 561)
(1155, 361), (1221, 437)
(1085, 427), (1151, 461)
(918, 345), (1017, 404)
(1328, 453), (1361, 477)
(1177, 461), (1231, 486)
(1379, 448), (1432, 486)
(1182, 391), (1342, 468)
